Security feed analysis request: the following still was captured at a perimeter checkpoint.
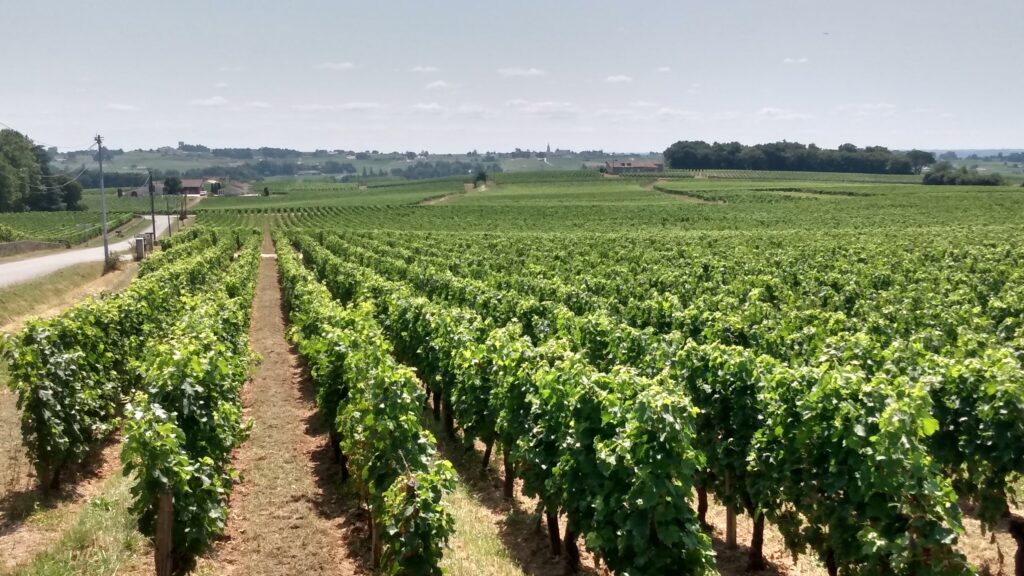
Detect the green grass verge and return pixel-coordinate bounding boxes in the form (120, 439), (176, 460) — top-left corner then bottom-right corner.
(0, 263), (104, 328)
(7, 472), (149, 576)
(440, 481), (526, 576)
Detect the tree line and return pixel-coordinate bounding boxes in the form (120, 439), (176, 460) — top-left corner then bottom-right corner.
(922, 162), (1005, 186)
(663, 140), (936, 175)
(0, 130), (84, 212)
(73, 158), (502, 191)
(390, 160), (503, 180)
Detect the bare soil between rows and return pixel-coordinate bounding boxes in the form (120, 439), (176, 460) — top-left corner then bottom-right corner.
(198, 233), (369, 576)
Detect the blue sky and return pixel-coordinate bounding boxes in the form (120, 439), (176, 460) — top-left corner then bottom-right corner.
(2, 0), (1021, 152)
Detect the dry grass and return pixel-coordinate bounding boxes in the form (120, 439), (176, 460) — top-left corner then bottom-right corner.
(198, 247), (367, 576)
(700, 495), (1018, 576)
(702, 496), (825, 575)
(0, 369), (32, 512)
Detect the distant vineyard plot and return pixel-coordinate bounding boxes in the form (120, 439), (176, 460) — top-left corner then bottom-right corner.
(0, 211), (134, 244)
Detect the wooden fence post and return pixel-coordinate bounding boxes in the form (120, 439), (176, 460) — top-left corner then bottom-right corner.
(155, 491), (173, 576)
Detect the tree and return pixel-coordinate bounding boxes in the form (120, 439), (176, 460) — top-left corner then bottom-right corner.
(262, 186), (270, 197)
(906, 149), (937, 174)
(0, 129), (44, 211)
(923, 162), (1005, 186)
(663, 139), (923, 175)
(474, 170), (487, 187)
(886, 156), (914, 175)
(61, 181), (84, 210)
(164, 176), (183, 195)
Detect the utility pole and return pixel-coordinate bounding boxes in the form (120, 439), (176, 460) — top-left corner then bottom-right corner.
(165, 194), (172, 237)
(96, 135), (110, 267)
(148, 170), (156, 238)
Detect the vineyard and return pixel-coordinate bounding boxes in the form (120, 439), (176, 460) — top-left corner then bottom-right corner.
(0, 211), (135, 245)
(2, 171), (1024, 575)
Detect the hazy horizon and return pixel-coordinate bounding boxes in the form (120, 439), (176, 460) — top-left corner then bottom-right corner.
(2, 0), (1021, 153)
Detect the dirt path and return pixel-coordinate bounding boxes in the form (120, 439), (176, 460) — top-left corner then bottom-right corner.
(419, 182), (492, 206)
(200, 233), (367, 576)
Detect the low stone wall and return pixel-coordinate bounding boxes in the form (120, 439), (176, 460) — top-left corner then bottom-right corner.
(0, 240), (68, 257)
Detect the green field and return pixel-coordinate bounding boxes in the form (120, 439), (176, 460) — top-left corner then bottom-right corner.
(6, 169), (1024, 575)
(196, 170), (1024, 233)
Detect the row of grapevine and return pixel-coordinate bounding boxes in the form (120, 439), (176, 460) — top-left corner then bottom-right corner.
(3, 231), (251, 490)
(291, 233), (723, 575)
(297, 232), (989, 575)
(121, 235), (261, 568)
(335, 230), (1024, 549)
(275, 236), (456, 576)
(138, 227), (218, 276)
(155, 224), (206, 251)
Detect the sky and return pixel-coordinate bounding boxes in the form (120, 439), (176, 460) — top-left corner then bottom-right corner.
(1, 0), (1021, 153)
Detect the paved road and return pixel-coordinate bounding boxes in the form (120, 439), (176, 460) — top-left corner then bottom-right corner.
(0, 216), (172, 288)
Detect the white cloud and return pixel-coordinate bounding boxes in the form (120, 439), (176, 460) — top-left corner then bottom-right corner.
(219, 65), (247, 72)
(498, 67), (546, 77)
(106, 102), (139, 112)
(214, 81), (229, 88)
(293, 103), (336, 111)
(425, 80), (450, 90)
(315, 61), (355, 71)
(757, 106), (812, 120)
(412, 102), (444, 112)
(782, 57), (809, 64)
(629, 100), (657, 108)
(411, 65), (439, 73)
(450, 103), (494, 118)
(505, 99), (577, 118)
(189, 96), (228, 107)
(655, 66), (671, 73)
(604, 75), (633, 84)
(656, 107), (697, 119)
(835, 103), (897, 117)
(594, 108), (639, 120)
(339, 102), (381, 111)
(293, 102), (382, 112)
(248, 101), (272, 109)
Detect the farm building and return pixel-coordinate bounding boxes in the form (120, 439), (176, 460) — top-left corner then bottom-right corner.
(605, 160), (664, 174)
(181, 179), (204, 194)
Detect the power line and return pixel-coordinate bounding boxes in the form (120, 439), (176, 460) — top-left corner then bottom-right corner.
(0, 118), (98, 151)
(41, 154), (95, 183)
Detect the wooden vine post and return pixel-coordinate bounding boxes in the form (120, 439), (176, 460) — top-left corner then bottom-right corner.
(155, 490), (173, 576)
(725, 473), (737, 548)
